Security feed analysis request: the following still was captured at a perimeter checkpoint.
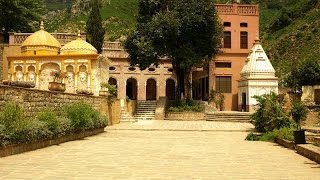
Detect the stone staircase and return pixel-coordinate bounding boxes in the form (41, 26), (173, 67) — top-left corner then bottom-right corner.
(121, 100), (157, 122)
(134, 101), (157, 120)
(304, 127), (320, 144)
(205, 111), (252, 123)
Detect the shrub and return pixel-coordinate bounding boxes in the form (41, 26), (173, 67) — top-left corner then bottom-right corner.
(56, 117), (73, 136)
(260, 127), (295, 142)
(37, 108), (60, 134)
(245, 132), (261, 141)
(251, 92), (292, 132)
(0, 101), (24, 130)
(64, 102), (96, 131)
(168, 100), (205, 112)
(9, 120), (52, 144)
(91, 110), (108, 128)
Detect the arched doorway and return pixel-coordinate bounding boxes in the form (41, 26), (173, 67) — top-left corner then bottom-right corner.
(40, 63), (60, 91)
(126, 78), (137, 100)
(146, 78), (157, 100)
(166, 79), (175, 100)
(108, 77), (118, 97)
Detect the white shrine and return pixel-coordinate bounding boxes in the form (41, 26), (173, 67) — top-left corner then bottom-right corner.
(238, 37), (278, 112)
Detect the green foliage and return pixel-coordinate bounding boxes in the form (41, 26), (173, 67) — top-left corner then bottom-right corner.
(168, 100), (204, 112)
(260, 127), (295, 142)
(245, 132), (261, 141)
(64, 102), (95, 130)
(0, 101), (107, 146)
(297, 59), (320, 86)
(251, 92), (292, 132)
(101, 82), (117, 104)
(86, 0), (105, 53)
(0, 0), (45, 42)
(37, 108), (59, 134)
(9, 120), (52, 144)
(125, 0), (222, 100)
(290, 100), (308, 130)
(0, 101), (24, 130)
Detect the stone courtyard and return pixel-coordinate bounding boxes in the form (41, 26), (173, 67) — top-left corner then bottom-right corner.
(0, 121), (319, 179)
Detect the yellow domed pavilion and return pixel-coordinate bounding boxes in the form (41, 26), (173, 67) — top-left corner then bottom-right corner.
(6, 23), (108, 95)
(61, 32), (97, 55)
(21, 22), (61, 56)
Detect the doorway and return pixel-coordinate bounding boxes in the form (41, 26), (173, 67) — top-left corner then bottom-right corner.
(166, 79), (175, 100)
(126, 78), (137, 100)
(146, 78), (157, 100)
(242, 92), (247, 112)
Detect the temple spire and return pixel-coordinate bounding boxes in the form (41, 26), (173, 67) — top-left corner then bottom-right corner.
(77, 30), (81, 38)
(254, 30), (260, 44)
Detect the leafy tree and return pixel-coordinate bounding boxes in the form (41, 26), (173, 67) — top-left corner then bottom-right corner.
(86, 0), (105, 53)
(297, 59), (320, 86)
(283, 59), (320, 89)
(125, 0), (222, 100)
(0, 0), (45, 42)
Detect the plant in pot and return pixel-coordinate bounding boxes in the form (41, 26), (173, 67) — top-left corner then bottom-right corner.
(290, 100), (308, 144)
(49, 70), (67, 92)
(99, 82), (109, 96)
(215, 93), (225, 111)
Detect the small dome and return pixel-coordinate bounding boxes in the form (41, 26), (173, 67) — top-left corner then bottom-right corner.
(60, 32), (97, 55)
(21, 21), (61, 55)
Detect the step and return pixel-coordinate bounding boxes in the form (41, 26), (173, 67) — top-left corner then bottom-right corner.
(206, 119), (251, 123)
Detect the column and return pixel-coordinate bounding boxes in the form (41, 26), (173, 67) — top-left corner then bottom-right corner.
(23, 61), (27, 81)
(74, 60), (78, 92)
(35, 61), (40, 88)
(87, 61), (92, 92)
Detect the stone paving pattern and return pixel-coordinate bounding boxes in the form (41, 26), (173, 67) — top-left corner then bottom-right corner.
(0, 121), (319, 179)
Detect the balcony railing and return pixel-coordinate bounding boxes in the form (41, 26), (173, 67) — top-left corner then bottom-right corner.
(215, 4), (258, 16)
(103, 42), (129, 58)
(9, 32), (86, 45)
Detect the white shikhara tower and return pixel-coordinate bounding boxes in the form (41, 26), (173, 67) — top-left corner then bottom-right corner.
(238, 37), (278, 112)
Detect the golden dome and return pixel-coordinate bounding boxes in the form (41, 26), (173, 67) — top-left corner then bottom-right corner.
(21, 21), (61, 55)
(60, 31), (97, 55)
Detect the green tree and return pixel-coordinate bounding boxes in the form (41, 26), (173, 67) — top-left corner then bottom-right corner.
(86, 0), (105, 53)
(125, 0), (222, 100)
(283, 59), (320, 90)
(0, 0), (45, 42)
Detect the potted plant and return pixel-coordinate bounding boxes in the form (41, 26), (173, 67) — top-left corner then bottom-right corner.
(290, 100), (308, 144)
(99, 82), (109, 96)
(49, 70), (66, 92)
(215, 93), (225, 111)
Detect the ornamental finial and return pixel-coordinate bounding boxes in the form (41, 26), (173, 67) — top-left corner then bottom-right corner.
(77, 30), (81, 38)
(40, 21), (44, 30)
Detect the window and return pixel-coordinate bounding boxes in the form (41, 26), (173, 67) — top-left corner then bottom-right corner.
(223, 22), (231, 27)
(223, 31), (231, 48)
(240, 31), (248, 49)
(240, 22), (248, 27)
(215, 76), (231, 93)
(215, 62), (231, 68)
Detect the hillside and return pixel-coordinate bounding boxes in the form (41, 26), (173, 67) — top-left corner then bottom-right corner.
(43, 0), (320, 80)
(44, 0), (138, 41)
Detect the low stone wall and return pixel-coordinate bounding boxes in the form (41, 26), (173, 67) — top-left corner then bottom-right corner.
(0, 85), (121, 125)
(0, 127), (104, 157)
(155, 97), (167, 120)
(296, 144), (320, 164)
(275, 138), (295, 149)
(165, 112), (205, 120)
(275, 138), (320, 164)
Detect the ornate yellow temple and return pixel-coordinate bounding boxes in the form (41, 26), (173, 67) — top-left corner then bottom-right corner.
(5, 22), (108, 95)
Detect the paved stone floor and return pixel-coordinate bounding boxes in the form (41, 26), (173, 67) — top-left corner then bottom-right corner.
(0, 121), (319, 179)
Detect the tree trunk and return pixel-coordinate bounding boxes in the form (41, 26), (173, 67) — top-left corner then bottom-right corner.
(175, 68), (184, 100)
(184, 68), (192, 101)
